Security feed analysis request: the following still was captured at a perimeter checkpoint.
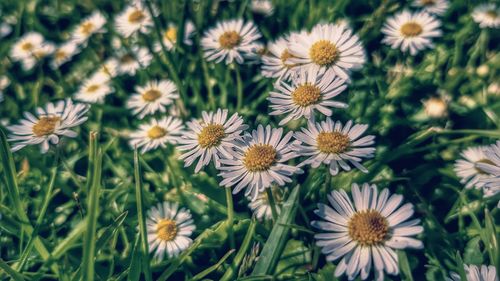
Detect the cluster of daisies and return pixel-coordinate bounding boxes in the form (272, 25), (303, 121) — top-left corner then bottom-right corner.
(3, 0), (500, 280)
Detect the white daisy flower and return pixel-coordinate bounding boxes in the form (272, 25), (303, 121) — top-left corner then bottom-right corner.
(50, 42), (80, 69)
(287, 23), (365, 80)
(423, 96), (448, 118)
(477, 141), (500, 203)
(155, 21), (196, 51)
(10, 32), (45, 61)
(472, 4), (500, 29)
(0, 23), (12, 38)
(71, 11), (107, 45)
(446, 264), (498, 281)
(146, 201), (195, 260)
(218, 124), (302, 200)
(126, 79), (178, 119)
(381, 10), (442, 55)
(251, 0), (274, 16)
(412, 0), (449, 16)
(96, 58), (119, 79)
(261, 35), (300, 80)
(20, 42), (56, 71)
(312, 183), (424, 281)
(0, 76), (10, 91)
(293, 118), (375, 176)
(129, 116), (184, 153)
(453, 146), (493, 190)
(7, 99), (90, 153)
(201, 19), (262, 64)
(74, 73), (113, 103)
(268, 66), (348, 125)
(248, 186), (283, 221)
(177, 109), (248, 173)
(115, 1), (155, 38)
(115, 46), (153, 75)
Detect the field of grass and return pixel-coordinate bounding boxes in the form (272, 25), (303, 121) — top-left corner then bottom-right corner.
(0, 0), (499, 280)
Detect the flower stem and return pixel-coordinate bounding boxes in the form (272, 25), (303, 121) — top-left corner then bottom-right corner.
(225, 187), (235, 250)
(266, 188), (278, 222)
(234, 65), (243, 110)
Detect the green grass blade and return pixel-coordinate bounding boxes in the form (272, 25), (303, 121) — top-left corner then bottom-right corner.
(220, 219), (257, 281)
(133, 150), (152, 281)
(127, 236), (142, 281)
(81, 132), (102, 281)
(0, 258), (25, 281)
(251, 185), (300, 276)
(0, 129), (58, 274)
(191, 249), (235, 281)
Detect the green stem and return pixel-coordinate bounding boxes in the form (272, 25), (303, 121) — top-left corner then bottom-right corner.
(266, 188), (278, 222)
(235, 65), (243, 110)
(225, 187), (235, 250)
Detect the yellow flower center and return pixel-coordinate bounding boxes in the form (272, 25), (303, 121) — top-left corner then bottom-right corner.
(86, 84), (100, 93)
(420, 0), (435, 5)
(142, 89), (162, 102)
(32, 116), (61, 137)
(280, 49), (296, 68)
(128, 10), (146, 23)
(219, 31), (241, 49)
(147, 126), (167, 139)
(316, 131), (350, 154)
(164, 26), (178, 42)
(291, 83), (321, 107)
(156, 219), (178, 242)
(80, 22), (95, 35)
(486, 10), (498, 19)
(197, 124), (225, 148)
(120, 54), (135, 64)
(348, 210), (389, 246)
(243, 144), (277, 172)
(309, 40), (338, 66)
(400, 22), (423, 37)
(474, 159), (495, 175)
(21, 42), (34, 51)
(55, 50), (67, 61)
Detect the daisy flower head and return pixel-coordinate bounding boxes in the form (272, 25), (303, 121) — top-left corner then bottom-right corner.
(129, 116), (184, 154)
(115, 0), (155, 38)
(268, 66), (348, 125)
(476, 141), (500, 201)
(74, 73), (113, 103)
(248, 186), (283, 221)
(51, 42), (80, 69)
(261, 35), (301, 80)
(1, 23), (12, 37)
(10, 32), (45, 61)
(251, 0), (274, 16)
(155, 21), (196, 52)
(71, 11), (107, 45)
(412, 0), (449, 16)
(7, 99), (90, 153)
(312, 183), (423, 281)
(293, 118), (375, 176)
(127, 79), (179, 119)
(472, 4), (500, 29)
(446, 264), (498, 281)
(177, 109), (248, 173)
(115, 46), (153, 75)
(96, 58), (119, 79)
(218, 124), (302, 200)
(382, 10), (442, 55)
(147, 201), (195, 260)
(287, 22), (365, 80)
(453, 146), (494, 190)
(201, 19), (262, 64)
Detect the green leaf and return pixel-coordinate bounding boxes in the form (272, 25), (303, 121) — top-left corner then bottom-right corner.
(0, 259), (25, 281)
(275, 239), (312, 277)
(463, 236), (483, 265)
(127, 236), (142, 281)
(251, 185), (300, 276)
(191, 249), (235, 281)
(81, 132), (102, 281)
(398, 250), (414, 281)
(220, 219), (257, 281)
(134, 150), (152, 281)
